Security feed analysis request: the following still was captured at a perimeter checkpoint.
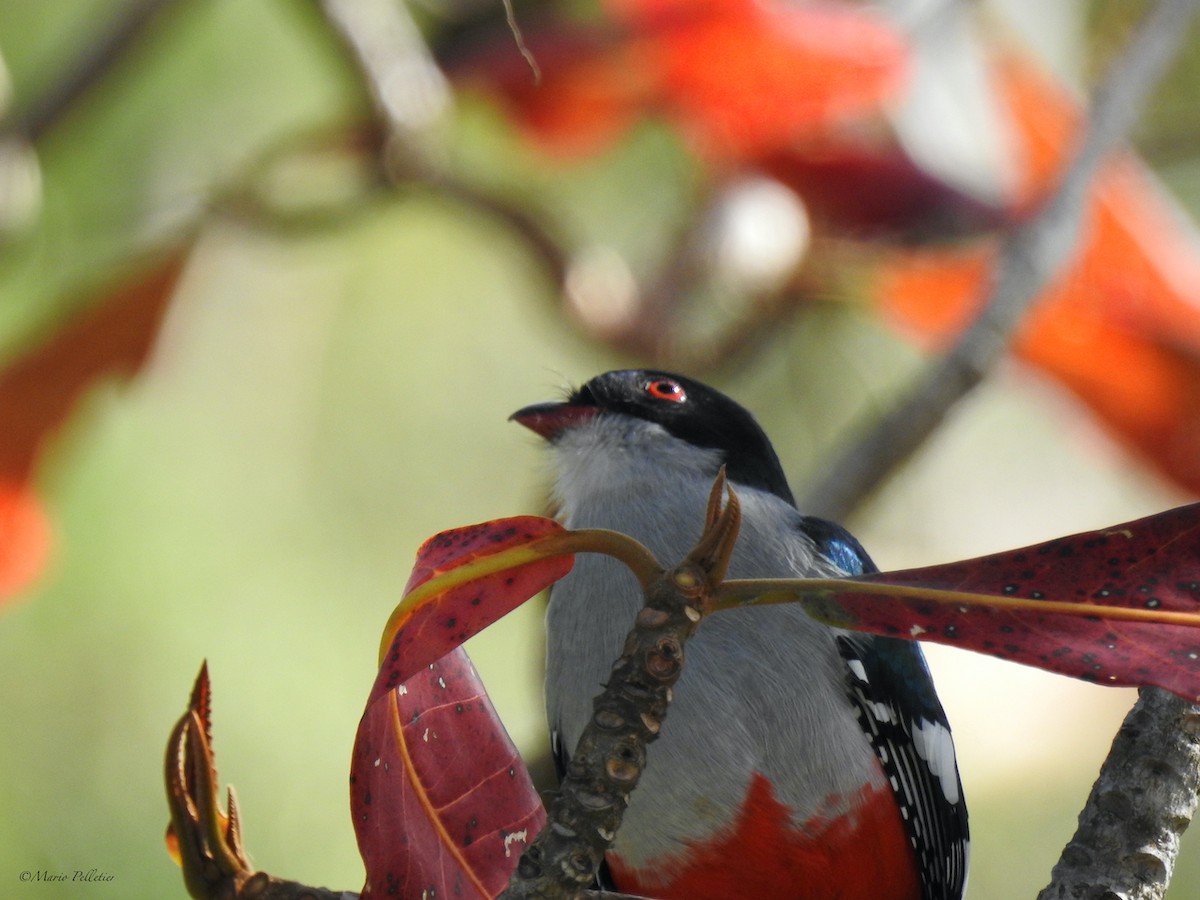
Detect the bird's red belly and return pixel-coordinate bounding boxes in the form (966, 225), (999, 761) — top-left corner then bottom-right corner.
(607, 771), (921, 900)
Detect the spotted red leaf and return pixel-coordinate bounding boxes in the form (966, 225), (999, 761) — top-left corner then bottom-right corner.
(717, 505), (1200, 700)
(370, 516), (573, 708)
(351, 647), (545, 900)
(350, 518), (657, 896)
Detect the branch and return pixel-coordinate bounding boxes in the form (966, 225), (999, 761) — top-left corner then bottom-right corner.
(800, 0), (1200, 522)
(501, 475), (740, 898)
(1039, 689), (1200, 900)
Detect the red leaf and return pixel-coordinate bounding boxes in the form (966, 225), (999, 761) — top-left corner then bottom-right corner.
(811, 505), (1200, 700)
(370, 516), (573, 707)
(401, 515), (569, 595)
(351, 648), (546, 899)
(351, 517), (585, 894)
(759, 139), (1006, 239)
(0, 251), (185, 601)
(0, 253), (183, 480)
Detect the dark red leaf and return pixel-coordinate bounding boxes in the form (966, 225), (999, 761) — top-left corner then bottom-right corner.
(759, 140), (1006, 240)
(351, 519), (661, 894)
(822, 505), (1200, 700)
(351, 647), (545, 900)
(370, 516), (573, 707)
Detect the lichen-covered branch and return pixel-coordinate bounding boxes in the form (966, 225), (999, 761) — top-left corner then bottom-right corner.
(500, 475), (740, 899)
(1039, 688), (1200, 900)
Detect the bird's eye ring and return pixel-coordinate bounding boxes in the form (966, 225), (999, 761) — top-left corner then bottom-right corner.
(645, 379), (687, 403)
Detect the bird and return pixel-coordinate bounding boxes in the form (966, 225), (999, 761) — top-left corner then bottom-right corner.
(510, 369), (968, 900)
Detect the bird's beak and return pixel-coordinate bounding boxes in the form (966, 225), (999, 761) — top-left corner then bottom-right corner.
(509, 401), (599, 441)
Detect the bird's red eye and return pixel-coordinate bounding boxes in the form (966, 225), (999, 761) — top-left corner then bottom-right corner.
(645, 379), (687, 403)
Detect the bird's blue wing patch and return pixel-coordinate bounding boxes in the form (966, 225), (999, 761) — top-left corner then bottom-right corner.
(797, 515), (878, 576)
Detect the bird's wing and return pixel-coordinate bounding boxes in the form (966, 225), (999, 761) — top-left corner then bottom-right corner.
(800, 515), (970, 900)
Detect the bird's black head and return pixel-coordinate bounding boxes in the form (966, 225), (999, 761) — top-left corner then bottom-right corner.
(511, 369), (795, 503)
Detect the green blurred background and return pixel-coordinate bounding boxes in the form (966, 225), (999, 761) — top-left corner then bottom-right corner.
(1, 1), (1198, 897)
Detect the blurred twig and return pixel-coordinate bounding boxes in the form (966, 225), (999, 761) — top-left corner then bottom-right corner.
(314, 0), (571, 288)
(1, 0), (182, 143)
(671, 285), (813, 376)
(433, 175), (570, 287)
(314, 0), (816, 360)
(801, 0), (1200, 522)
(316, 0), (451, 170)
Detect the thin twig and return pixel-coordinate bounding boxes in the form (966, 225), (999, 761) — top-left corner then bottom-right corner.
(500, 0), (542, 84)
(800, 0), (1200, 522)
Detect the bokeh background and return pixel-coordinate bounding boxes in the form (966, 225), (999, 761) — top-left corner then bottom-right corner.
(2, 0), (1200, 897)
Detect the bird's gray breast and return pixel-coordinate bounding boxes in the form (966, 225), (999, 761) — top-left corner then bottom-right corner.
(544, 421), (885, 869)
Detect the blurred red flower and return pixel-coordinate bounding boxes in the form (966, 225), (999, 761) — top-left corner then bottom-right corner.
(460, 0), (908, 162)
(875, 48), (1200, 495)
